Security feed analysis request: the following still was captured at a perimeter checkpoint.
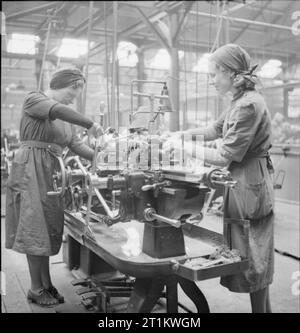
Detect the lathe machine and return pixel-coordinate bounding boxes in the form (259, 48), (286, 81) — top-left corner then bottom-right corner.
(48, 81), (250, 313)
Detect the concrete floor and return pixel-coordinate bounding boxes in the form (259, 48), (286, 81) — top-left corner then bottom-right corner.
(1, 193), (299, 313)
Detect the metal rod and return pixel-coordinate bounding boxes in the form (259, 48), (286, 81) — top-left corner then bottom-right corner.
(189, 10), (295, 32)
(135, 7), (171, 52)
(6, 2), (57, 21)
(82, 1), (94, 115)
(131, 80), (166, 84)
(152, 213), (181, 228)
(111, 1), (118, 128)
(94, 188), (118, 219)
(38, 20), (52, 91)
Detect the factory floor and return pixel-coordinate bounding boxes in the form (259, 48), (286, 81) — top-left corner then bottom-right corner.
(1, 193), (299, 313)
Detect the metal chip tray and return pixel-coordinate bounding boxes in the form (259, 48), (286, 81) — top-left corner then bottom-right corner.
(173, 256), (249, 282)
(172, 222), (250, 282)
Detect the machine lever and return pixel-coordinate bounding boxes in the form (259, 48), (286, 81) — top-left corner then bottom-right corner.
(144, 207), (181, 228)
(141, 181), (171, 191)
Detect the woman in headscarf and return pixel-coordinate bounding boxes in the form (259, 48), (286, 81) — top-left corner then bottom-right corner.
(176, 44), (274, 312)
(5, 68), (104, 306)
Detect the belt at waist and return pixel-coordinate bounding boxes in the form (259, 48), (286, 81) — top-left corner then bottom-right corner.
(243, 152), (274, 173)
(20, 140), (63, 157)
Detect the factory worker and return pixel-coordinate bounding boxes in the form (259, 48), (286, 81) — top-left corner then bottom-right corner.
(170, 44), (275, 313)
(5, 68), (103, 307)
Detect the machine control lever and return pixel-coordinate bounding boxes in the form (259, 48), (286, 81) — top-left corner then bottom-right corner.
(141, 180), (171, 192)
(144, 207), (181, 228)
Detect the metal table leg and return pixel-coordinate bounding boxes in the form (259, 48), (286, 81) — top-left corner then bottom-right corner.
(126, 277), (165, 313)
(178, 276), (210, 313)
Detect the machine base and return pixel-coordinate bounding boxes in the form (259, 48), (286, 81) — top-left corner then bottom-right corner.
(142, 221), (186, 258)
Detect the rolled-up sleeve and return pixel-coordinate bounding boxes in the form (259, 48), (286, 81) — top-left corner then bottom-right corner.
(219, 103), (262, 162)
(24, 92), (59, 120)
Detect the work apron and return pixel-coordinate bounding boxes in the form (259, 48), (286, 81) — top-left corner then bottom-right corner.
(220, 153), (275, 293)
(5, 140), (65, 256)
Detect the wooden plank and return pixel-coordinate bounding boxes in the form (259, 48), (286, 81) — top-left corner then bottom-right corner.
(1, 298), (7, 313)
(2, 272), (32, 313)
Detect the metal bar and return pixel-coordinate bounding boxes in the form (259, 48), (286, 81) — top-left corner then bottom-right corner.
(131, 80), (166, 84)
(169, 12), (180, 131)
(82, 1), (94, 115)
(111, 1), (118, 129)
(172, 1), (195, 44)
(263, 82), (300, 90)
(232, 1), (271, 43)
(135, 7), (171, 52)
(38, 21), (52, 91)
(71, 8), (102, 35)
(1, 50), (84, 63)
(189, 10), (295, 32)
(174, 39), (300, 60)
(6, 2), (57, 21)
(36, 2), (67, 33)
(94, 188), (118, 220)
(137, 51), (145, 107)
(118, 11), (167, 39)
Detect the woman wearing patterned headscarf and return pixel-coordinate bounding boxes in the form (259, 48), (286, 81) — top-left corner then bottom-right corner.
(5, 68), (104, 306)
(176, 44), (274, 312)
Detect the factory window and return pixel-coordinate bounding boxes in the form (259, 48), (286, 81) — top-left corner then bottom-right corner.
(7, 33), (39, 55)
(116, 41), (139, 67)
(57, 38), (95, 58)
(193, 53), (211, 74)
(149, 49), (184, 70)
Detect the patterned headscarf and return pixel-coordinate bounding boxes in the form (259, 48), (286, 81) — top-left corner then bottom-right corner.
(210, 43), (259, 88)
(50, 68), (86, 90)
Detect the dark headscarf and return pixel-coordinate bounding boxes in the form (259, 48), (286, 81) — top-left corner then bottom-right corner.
(50, 68), (86, 90)
(210, 43), (259, 88)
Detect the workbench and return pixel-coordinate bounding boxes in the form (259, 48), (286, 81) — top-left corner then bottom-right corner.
(63, 211), (249, 313)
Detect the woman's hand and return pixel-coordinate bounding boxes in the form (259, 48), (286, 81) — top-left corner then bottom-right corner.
(88, 122), (104, 138)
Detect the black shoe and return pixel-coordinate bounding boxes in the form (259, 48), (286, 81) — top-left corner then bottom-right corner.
(27, 288), (59, 307)
(46, 285), (65, 303)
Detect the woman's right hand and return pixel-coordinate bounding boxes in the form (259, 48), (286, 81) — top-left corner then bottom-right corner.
(88, 122), (104, 138)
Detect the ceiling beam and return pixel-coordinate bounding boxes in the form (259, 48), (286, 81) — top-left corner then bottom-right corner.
(37, 2), (70, 36)
(232, 0), (271, 43)
(71, 7), (103, 35)
(189, 10), (296, 32)
(134, 7), (171, 51)
(1, 50), (84, 65)
(172, 1), (195, 44)
(5, 2), (58, 21)
(267, 1), (297, 44)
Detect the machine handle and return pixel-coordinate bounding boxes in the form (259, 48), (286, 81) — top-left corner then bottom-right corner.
(141, 181), (171, 192)
(144, 207), (181, 228)
(47, 191), (61, 196)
